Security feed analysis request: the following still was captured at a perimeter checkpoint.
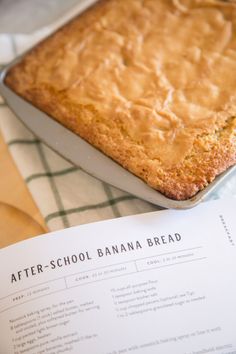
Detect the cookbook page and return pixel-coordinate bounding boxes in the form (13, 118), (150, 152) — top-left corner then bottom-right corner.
(0, 198), (236, 354)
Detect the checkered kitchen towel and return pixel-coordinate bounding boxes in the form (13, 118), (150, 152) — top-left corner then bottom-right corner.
(0, 2), (236, 231)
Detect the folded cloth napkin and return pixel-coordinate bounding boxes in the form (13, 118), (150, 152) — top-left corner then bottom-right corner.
(0, 2), (236, 231)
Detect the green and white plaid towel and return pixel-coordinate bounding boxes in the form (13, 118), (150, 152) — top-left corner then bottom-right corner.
(0, 3), (236, 231)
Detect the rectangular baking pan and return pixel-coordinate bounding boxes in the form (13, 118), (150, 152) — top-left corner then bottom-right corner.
(0, 2), (235, 210)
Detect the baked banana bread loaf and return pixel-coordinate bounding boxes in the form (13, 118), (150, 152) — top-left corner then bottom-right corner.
(5, 0), (236, 200)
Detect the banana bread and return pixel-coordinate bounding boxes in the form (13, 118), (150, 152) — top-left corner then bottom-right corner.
(5, 0), (236, 200)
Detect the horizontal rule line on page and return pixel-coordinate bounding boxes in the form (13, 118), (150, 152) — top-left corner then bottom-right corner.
(0, 276), (68, 302)
(137, 257), (208, 274)
(67, 271), (138, 290)
(63, 246), (204, 279)
(0, 288), (67, 314)
(67, 257), (208, 289)
(0, 254), (206, 313)
(0, 256), (207, 313)
(136, 246), (203, 263)
(0, 248), (204, 300)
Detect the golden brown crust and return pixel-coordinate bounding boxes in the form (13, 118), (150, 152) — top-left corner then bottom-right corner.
(5, 0), (236, 200)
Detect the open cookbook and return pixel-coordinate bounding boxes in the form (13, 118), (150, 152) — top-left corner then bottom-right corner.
(0, 197), (236, 354)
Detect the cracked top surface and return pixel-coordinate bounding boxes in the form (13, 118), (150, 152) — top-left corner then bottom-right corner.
(5, 0), (236, 199)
